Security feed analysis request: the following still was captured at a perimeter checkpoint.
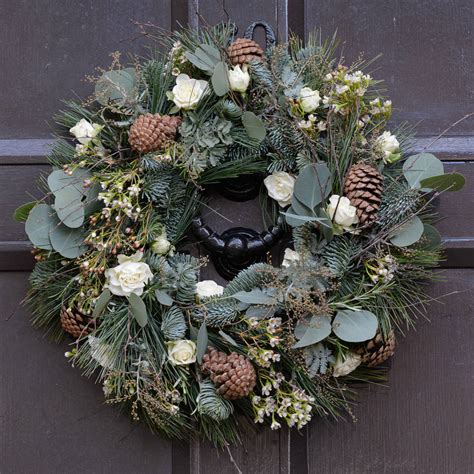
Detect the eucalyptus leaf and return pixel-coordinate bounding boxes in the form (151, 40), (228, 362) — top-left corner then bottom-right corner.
(281, 210), (332, 228)
(48, 168), (91, 195)
(211, 61), (230, 96)
(218, 330), (238, 347)
(292, 315), (332, 348)
(197, 322), (208, 363)
(421, 223), (442, 250)
(403, 153), (444, 190)
(14, 201), (37, 222)
(92, 289), (111, 319)
(155, 290), (174, 306)
(95, 68), (137, 106)
(389, 215), (424, 247)
(241, 111), (266, 142)
(291, 194), (315, 216)
(232, 289), (276, 305)
(49, 223), (87, 258)
(199, 43), (221, 62)
(245, 305), (275, 319)
(54, 187), (85, 228)
(127, 293), (148, 328)
(294, 163), (332, 209)
(25, 204), (56, 250)
(332, 310), (378, 342)
(419, 173), (465, 192)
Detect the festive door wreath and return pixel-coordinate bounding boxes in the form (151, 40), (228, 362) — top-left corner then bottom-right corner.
(15, 22), (465, 447)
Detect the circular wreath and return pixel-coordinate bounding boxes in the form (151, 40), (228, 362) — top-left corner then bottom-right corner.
(17, 22), (464, 447)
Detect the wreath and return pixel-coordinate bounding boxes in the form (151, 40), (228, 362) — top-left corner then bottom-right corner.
(15, 22), (465, 447)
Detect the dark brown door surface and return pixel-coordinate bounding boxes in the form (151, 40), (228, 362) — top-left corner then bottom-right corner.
(1, 1), (473, 473)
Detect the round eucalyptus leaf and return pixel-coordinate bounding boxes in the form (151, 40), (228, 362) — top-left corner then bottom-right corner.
(294, 163), (332, 210)
(332, 310), (378, 342)
(293, 315), (332, 348)
(389, 215), (424, 247)
(420, 223), (442, 250)
(291, 194), (314, 216)
(419, 173), (465, 192)
(402, 153), (444, 190)
(54, 187), (85, 228)
(241, 111), (266, 142)
(25, 204), (56, 250)
(49, 223), (87, 258)
(211, 61), (230, 96)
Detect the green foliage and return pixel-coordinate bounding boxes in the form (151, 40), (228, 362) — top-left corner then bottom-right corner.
(161, 253), (200, 305)
(389, 215), (424, 247)
(161, 306), (186, 340)
(192, 299), (240, 327)
(143, 53), (175, 114)
(320, 236), (361, 276)
(302, 343), (335, 376)
(197, 380), (234, 421)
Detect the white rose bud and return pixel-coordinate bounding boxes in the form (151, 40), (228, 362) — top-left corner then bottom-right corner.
(151, 235), (172, 255)
(196, 280), (224, 299)
(228, 65), (250, 93)
(167, 340), (197, 366)
(375, 131), (400, 164)
(282, 248), (300, 268)
(327, 195), (359, 230)
(171, 74), (208, 110)
(70, 119), (102, 145)
(104, 251), (153, 297)
(332, 352), (362, 377)
(264, 171), (296, 207)
(298, 87), (321, 113)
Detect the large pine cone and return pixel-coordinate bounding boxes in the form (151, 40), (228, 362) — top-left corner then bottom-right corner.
(128, 114), (181, 153)
(357, 330), (396, 367)
(344, 163), (384, 226)
(60, 306), (95, 339)
(227, 38), (264, 65)
(201, 347), (257, 400)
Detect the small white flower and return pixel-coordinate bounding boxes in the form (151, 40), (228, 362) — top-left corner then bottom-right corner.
(335, 84), (349, 95)
(282, 248), (300, 268)
(228, 65), (250, 93)
(104, 251), (153, 297)
(332, 352), (362, 377)
(270, 420), (281, 430)
(375, 131), (400, 163)
(298, 86), (321, 113)
(70, 119), (102, 145)
(167, 340), (197, 366)
(151, 234), (172, 255)
(326, 195), (359, 230)
(264, 171), (295, 207)
(196, 280), (224, 298)
(171, 74), (208, 110)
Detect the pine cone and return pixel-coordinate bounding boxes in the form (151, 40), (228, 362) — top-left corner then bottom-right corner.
(227, 38), (264, 65)
(201, 347), (257, 400)
(344, 163), (384, 226)
(357, 330), (396, 367)
(128, 114), (181, 153)
(60, 306), (95, 339)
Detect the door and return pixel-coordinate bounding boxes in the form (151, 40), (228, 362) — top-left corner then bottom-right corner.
(1, 1), (473, 473)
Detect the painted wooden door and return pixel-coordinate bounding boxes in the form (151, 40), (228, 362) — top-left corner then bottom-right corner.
(1, 1), (473, 472)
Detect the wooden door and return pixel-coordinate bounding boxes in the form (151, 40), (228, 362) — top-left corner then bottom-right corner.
(1, 1), (472, 473)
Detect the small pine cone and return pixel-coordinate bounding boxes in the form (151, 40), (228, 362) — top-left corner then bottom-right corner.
(60, 306), (95, 339)
(128, 113), (181, 153)
(227, 38), (264, 65)
(201, 347), (257, 400)
(357, 330), (396, 367)
(344, 163), (384, 226)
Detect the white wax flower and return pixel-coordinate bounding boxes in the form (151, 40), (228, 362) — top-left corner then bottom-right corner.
(264, 171), (296, 207)
(228, 65), (250, 93)
(298, 87), (321, 113)
(282, 248), (300, 268)
(171, 74), (208, 110)
(196, 280), (224, 298)
(332, 352), (362, 377)
(104, 251), (153, 297)
(167, 340), (197, 366)
(376, 131), (400, 163)
(327, 195), (359, 230)
(70, 119), (102, 145)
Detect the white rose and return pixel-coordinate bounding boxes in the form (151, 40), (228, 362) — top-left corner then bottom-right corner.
(196, 280), (224, 298)
(282, 248), (300, 268)
(104, 251), (153, 297)
(264, 171), (296, 207)
(332, 352), (362, 377)
(327, 195), (359, 230)
(167, 340), (197, 366)
(228, 65), (250, 93)
(375, 131), (400, 163)
(171, 74), (208, 110)
(151, 234), (172, 255)
(70, 119), (102, 145)
(298, 87), (321, 113)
